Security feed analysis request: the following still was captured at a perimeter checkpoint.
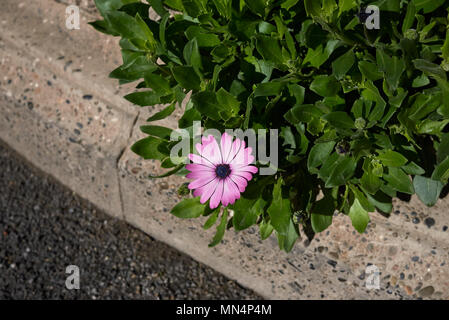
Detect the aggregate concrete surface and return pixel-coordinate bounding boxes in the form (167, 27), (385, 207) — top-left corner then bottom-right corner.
(1, 0), (448, 300)
(0, 142), (260, 300)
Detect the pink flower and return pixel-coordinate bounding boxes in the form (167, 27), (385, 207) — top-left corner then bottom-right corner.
(186, 133), (258, 209)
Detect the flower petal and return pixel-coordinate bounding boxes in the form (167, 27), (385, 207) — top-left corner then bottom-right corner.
(186, 170), (214, 180)
(188, 154), (215, 168)
(225, 138), (242, 164)
(195, 142), (204, 154)
(220, 132), (233, 163)
(231, 166), (257, 181)
(231, 146), (254, 167)
(229, 174), (248, 193)
(193, 178), (219, 204)
(188, 175), (216, 189)
(201, 135), (222, 165)
(223, 178), (241, 206)
(209, 179), (224, 209)
(202, 135), (215, 145)
(186, 163), (214, 173)
(231, 164), (258, 174)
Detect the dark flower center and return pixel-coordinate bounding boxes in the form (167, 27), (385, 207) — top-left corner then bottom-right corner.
(215, 164), (231, 179)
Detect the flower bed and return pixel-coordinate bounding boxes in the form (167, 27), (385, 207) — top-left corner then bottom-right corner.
(92, 0), (449, 252)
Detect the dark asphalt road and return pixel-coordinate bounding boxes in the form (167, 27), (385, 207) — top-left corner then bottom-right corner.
(0, 142), (259, 300)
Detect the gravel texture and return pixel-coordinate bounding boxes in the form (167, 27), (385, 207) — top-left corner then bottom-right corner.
(0, 143), (260, 300)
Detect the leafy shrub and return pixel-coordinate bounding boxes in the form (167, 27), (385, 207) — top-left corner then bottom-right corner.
(92, 0), (449, 252)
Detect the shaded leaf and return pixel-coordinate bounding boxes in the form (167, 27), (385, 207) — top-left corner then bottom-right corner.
(171, 197), (205, 219)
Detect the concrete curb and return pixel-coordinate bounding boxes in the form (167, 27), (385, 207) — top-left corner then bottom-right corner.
(1, 0), (448, 299)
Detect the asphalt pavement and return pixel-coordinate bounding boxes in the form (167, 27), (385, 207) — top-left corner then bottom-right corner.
(0, 142), (260, 300)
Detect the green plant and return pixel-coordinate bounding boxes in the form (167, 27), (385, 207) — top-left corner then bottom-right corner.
(92, 0), (449, 252)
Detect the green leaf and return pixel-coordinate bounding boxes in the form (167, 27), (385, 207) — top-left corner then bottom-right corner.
(131, 136), (166, 160)
(124, 91), (161, 106)
(413, 59), (449, 116)
(361, 171), (382, 195)
(182, 0), (204, 17)
(140, 125), (173, 140)
(267, 178), (292, 235)
(105, 11), (146, 41)
(311, 213), (333, 233)
(119, 2), (150, 18)
(372, 0), (401, 12)
(310, 75), (341, 97)
(325, 156), (357, 187)
(437, 134), (449, 164)
(322, 112), (355, 129)
(159, 13), (170, 49)
(319, 152), (340, 179)
(363, 81), (387, 123)
(216, 88), (240, 116)
(203, 209), (220, 229)
(402, 162), (425, 175)
(402, 1), (416, 34)
(171, 197), (206, 219)
(233, 198), (266, 231)
(209, 208), (229, 247)
(332, 50), (355, 80)
(179, 105), (201, 128)
(376, 150), (408, 167)
(172, 66), (201, 90)
(413, 59), (447, 80)
(412, 0), (445, 13)
(192, 91), (222, 121)
(358, 61), (383, 82)
(259, 219), (274, 240)
(185, 26), (221, 47)
(284, 104), (323, 125)
(443, 30), (449, 63)
(304, 0), (321, 17)
(413, 176), (444, 207)
(89, 19), (119, 36)
(365, 190), (393, 214)
(134, 13), (156, 45)
(412, 74), (430, 88)
(281, 0), (300, 10)
(376, 49), (405, 91)
(304, 40), (340, 68)
(432, 157), (449, 182)
(339, 0), (357, 16)
(285, 30), (297, 59)
(146, 103), (176, 122)
(183, 38), (203, 74)
(144, 73), (171, 96)
(211, 45), (231, 62)
(95, 0), (131, 17)
(417, 119), (449, 135)
(349, 184), (375, 212)
(310, 193), (335, 233)
(348, 199), (370, 233)
(109, 56), (157, 82)
(164, 0), (184, 11)
(212, 0), (231, 18)
(288, 84), (305, 105)
(308, 141), (336, 169)
(243, 94), (253, 130)
(256, 35), (285, 67)
(147, 0), (169, 16)
(254, 81), (285, 97)
(244, 0), (266, 16)
(384, 167), (415, 194)
(276, 219), (299, 252)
